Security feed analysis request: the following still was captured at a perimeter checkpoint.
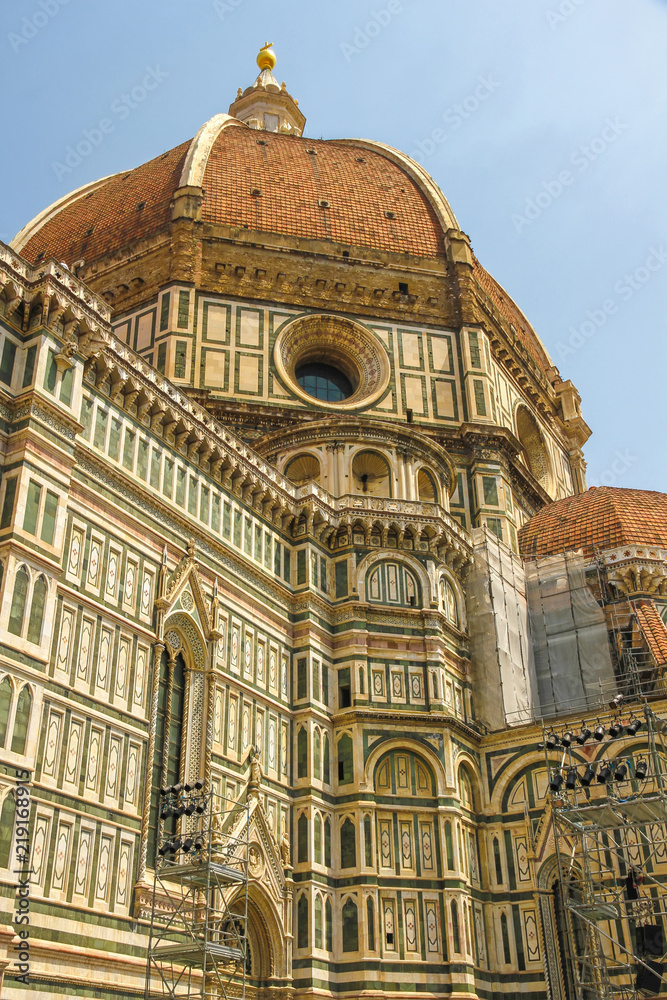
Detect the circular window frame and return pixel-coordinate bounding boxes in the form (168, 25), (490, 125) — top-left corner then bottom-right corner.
(274, 313), (391, 411)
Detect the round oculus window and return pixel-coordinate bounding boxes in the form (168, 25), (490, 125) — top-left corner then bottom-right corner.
(273, 314), (391, 411)
(295, 362), (353, 402)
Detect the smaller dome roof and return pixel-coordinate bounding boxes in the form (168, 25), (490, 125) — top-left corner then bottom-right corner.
(519, 486), (667, 559)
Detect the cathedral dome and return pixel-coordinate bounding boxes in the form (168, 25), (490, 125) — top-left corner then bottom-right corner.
(518, 486), (667, 558)
(12, 98), (553, 376)
(13, 121), (450, 266)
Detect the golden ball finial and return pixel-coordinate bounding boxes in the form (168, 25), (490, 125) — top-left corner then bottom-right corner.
(257, 42), (276, 71)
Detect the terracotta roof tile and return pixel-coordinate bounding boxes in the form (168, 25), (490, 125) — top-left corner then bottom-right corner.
(21, 141), (191, 267)
(635, 601), (667, 667)
(518, 487), (667, 559)
(201, 128), (444, 257)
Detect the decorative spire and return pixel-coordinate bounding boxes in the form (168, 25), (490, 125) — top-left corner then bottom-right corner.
(228, 43), (306, 137)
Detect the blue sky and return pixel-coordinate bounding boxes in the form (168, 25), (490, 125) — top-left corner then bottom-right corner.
(2, 0), (666, 491)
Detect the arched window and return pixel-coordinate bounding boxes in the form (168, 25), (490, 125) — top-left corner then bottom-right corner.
(298, 813), (308, 864)
(445, 821), (454, 870)
(0, 676), (12, 747)
(313, 813), (322, 865)
(493, 837), (503, 884)
(417, 467), (438, 503)
(325, 897), (333, 951)
(314, 813), (323, 865)
(500, 912), (511, 964)
(366, 561), (421, 608)
(367, 896), (375, 950)
(342, 897), (359, 952)
(27, 575), (47, 644)
(313, 728), (321, 780)
(11, 686), (32, 755)
(324, 817), (332, 867)
(297, 893), (309, 949)
(323, 734), (330, 784)
(364, 814), (372, 867)
(315, 894), (323, 949)
(297, 727), (308, 779)
(351, 451), (391, 497)
(451, 900), (460, 953)
(440, 578), (459, 626)
(459, 767), (475, 811)
(0, 793), (15, 869)
(340, 818), (356, 869)
(337, 733), (353, 784)
(8, 566), (29, 636)
(148, 650), (185, 864)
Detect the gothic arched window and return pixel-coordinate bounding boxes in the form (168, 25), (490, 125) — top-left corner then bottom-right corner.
(342, 897), (359, 952)
(11, 686), (32, 755)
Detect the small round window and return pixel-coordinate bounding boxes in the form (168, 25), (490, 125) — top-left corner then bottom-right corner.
(295, 362), (353, 402)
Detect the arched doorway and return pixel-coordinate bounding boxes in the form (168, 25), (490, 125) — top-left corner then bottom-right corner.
(538, 857), (589, 1000)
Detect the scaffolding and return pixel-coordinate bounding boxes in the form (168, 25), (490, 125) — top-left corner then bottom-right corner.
(145, 786), (250, 1000)
(545, 703), (667, 1000)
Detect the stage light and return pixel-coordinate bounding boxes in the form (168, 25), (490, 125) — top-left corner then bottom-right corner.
(160, 804), (172, 820)
(158, 840), (175, 856)
(172, 838), (182, 852)
(194, 836), (205, 851)
(184, 802), (196, 816)
(193, 778), (205, 790)
(546, 732), (560, 751)
(597, 763), (613, 783)
(609, 721), (623, 739)
(594, 723), (606, 742)
(580, 764), (596, 787)
(565, 767), (578, 790)
(174, 805), (186, 818)
(576, 725), (592, 746)
(182, 837), (194, 851)
(549, 770), (564, 792)
(159, 786), (170, 796)
(170, 783), (184, 795)
(195, 800), (207, 815)
(561, 731), (574, 748)
(626, 718), (642, 736)
(609, 694), (624, 710)
(615, 762), (628, 781)
(635, 759), (648, 780)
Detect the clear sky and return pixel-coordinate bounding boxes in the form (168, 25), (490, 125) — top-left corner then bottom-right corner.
(2, 0), (665, 491)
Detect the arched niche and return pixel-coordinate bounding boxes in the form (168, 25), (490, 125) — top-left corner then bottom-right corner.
(516, 405), (552, 492)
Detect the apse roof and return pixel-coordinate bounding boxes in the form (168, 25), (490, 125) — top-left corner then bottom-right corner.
(518, 487), (667, 559)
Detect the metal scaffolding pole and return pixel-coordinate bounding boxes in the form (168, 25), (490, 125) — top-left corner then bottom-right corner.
(544, 702), (667, 1000)
(145, 786), (250, 1000)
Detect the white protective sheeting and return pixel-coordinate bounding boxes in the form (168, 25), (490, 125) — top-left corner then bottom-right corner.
(524, 551), (616, 718)
(467, 528), (537, 730)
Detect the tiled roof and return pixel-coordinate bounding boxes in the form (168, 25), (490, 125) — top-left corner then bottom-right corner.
(635, 601), (667, 667)
(201, 128), (445, 257)
(519, 487), (667, 559)
(18, 128), (444, 268)
(21, 141), (191, 267)
(15, 122), (553, 374)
